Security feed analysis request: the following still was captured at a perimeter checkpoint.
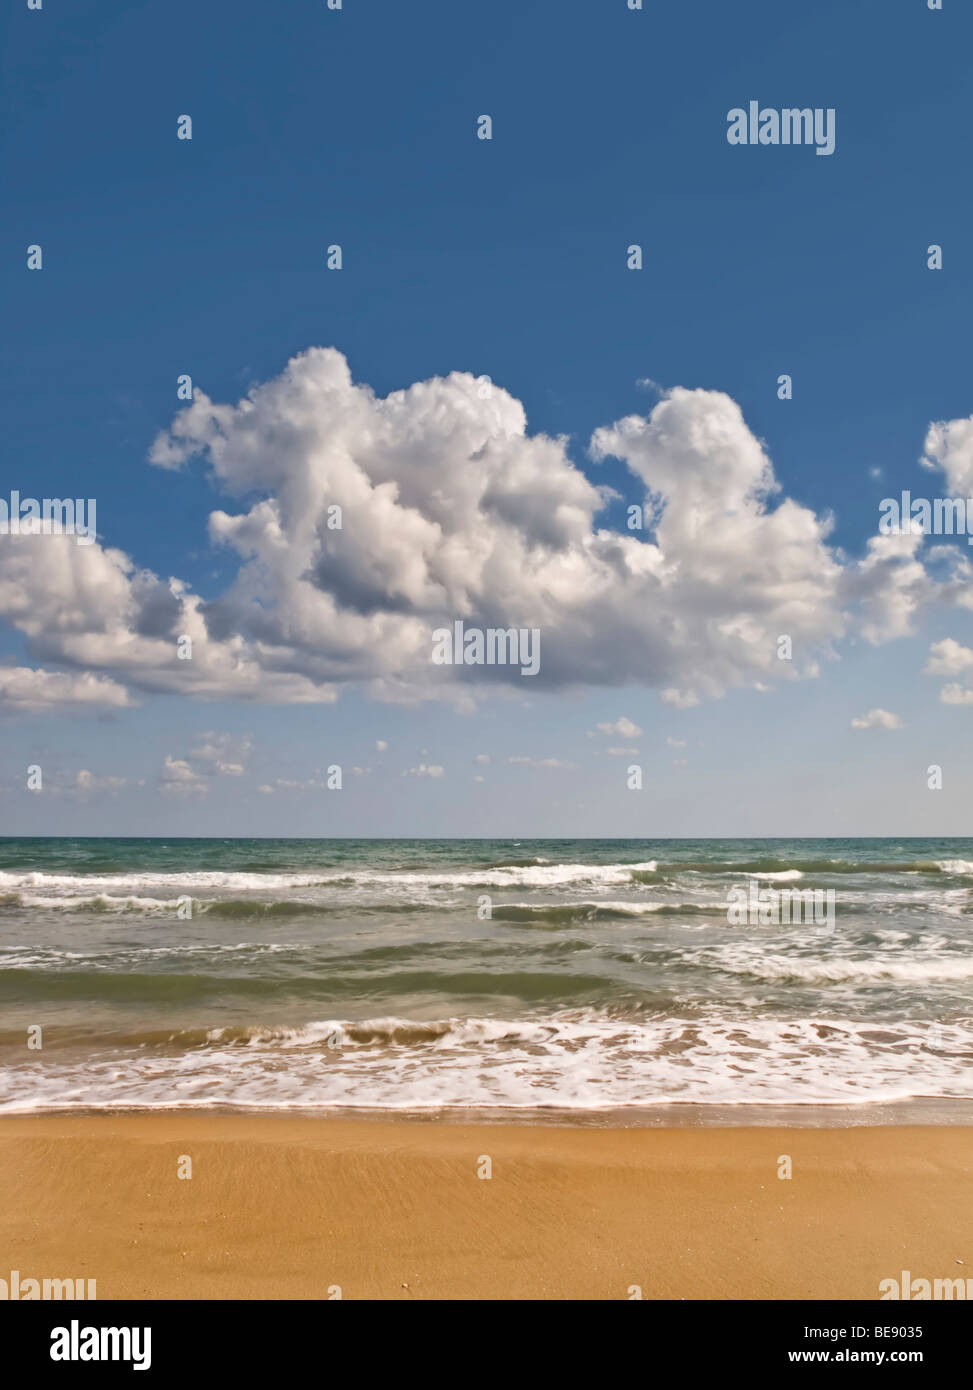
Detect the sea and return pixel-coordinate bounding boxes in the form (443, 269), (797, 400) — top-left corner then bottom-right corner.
(1, 837), (971, 1122)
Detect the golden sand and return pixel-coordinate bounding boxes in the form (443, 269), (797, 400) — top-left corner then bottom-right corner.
(1, 1116), (970, 1300)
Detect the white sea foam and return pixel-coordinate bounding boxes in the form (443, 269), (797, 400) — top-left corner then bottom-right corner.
(0, 861), (659, 898)
(0, 869), (331, 893)
(937, 860), (973, 876)
(494, 899), (715, 917)
(0, 861), (664, 915)
(744, 869), (804, 881)
(2, 1011), (970, 1113)
(720, 954), (973, 985)
(6, 893), (181, 913)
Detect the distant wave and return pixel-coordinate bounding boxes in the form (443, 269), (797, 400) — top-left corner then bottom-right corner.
(669, 858), (973, 877)
(0, 861), (659, 894)
(491, 900), (726, 924)
(0, 892), (460, 918)
(4, 858), (971, 903)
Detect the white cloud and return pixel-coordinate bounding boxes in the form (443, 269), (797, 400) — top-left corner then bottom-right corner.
(189, 731), (253, 775)
(939, 683), (973, 706)
(845, 532), (935, 645)
(157, 732), (253, 794)
(2, 351), (967, 713)
(140, 356), (908, 701)
(0, 532), (333, 706)
(505, 756), (576, 769)
(75, 769), (127, 792)
(159, 755), (208, 795)
(375, 740), (388, 751)
(0, 666), (132, 712)
(921, 415), (973, 495)
(403, 764), (444, 778)
(257, 774), (335, 792)
(661, 688), (701, 709)
(925, 638), (973, 676)
(850, 708), (903, 730)
(921, 639), (973, 705)
(595, 716), (643, 738)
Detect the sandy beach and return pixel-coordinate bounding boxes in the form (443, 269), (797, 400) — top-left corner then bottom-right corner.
(1, 1116), (970, 1300)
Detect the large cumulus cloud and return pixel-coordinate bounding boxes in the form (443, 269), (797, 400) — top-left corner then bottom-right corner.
(0, 348), (966, 710)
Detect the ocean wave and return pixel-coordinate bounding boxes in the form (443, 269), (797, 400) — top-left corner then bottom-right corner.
(0, 964), (620, 1005)
(0, 892), (465, 918)
(491, 900), (726, 923)
(5, 857), (972, 905)
(744, 869), (804, 881)
(717, 954), (973, 985)
(0, 861), (659, 895)
(671, 858), (966, 876)
(3, 1011), (971, 1112)
(937, 859), (973, 876)
(484, 857), (552, 869)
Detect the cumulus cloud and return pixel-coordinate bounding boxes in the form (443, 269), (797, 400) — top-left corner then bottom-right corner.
(0, 666), (133, 712)
(0, 531), (332, 705)
(842, 532), (937, 645)
(2, 349), (969, 713)
(939, 683), (973, 706)
(922, 638), (973, 705)
(189, 731), (253, 775)
(159, 732), (253, 792)
(403, 764), (444, 778)
(660, 688), (702, 709)
(921, 415), (973, 495)
(159, 755), (207, 795)
(595, 716), (642, 738)
(75, 769), (128, 792)
(925, 638), (973, 676)
(850, 708), (903, 730)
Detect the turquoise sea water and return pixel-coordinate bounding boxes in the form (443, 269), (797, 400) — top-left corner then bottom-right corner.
(1, 837), (971, 1116)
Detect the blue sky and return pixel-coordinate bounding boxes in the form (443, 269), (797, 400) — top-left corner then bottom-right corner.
(2, 0), (973, 836)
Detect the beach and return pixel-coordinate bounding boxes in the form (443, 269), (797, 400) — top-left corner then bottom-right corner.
(3, 837), (971, 1301)
(2, 1115), (971, 1300)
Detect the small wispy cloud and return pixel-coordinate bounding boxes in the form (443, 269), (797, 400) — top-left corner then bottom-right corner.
(850, 708), (902, 730)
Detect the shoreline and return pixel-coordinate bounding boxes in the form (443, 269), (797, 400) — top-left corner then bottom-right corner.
(3, 1096), (972, 1127)
(2, 1114), (970, 1299)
